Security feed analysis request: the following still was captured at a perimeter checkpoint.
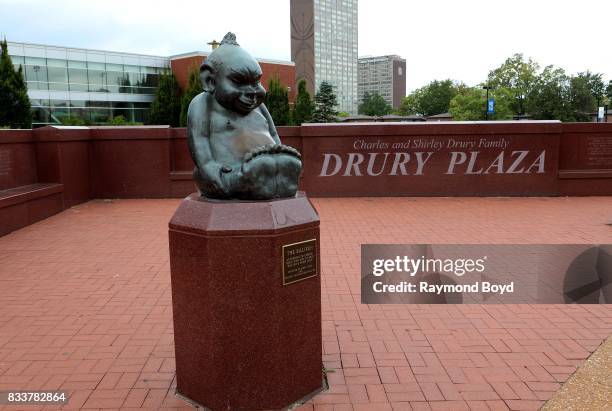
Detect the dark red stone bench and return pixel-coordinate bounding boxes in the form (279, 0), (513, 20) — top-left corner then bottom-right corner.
(0, 183), (64, 236)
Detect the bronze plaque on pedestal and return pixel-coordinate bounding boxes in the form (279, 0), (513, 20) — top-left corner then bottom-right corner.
(282, 239), (317, 285)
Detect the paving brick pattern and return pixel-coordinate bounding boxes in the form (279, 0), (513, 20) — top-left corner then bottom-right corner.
(0, 197), (610, 410)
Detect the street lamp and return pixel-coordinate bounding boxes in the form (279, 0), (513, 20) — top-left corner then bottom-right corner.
(207, 40), (220, 50)
(482, 85), (493, 120)
(516, 94), (525, 120)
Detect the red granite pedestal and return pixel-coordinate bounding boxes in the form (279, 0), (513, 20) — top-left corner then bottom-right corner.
(168, 192), (322, 410)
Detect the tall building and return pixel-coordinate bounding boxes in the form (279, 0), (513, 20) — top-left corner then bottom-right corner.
(291, 0), (358, 115)
(358, 55), (406, 110)
(7, 41), (295, 127)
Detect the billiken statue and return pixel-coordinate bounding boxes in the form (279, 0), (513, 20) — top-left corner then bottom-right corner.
(187, 32), (302, 200)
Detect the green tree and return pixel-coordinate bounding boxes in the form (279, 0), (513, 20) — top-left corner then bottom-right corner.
(0, 38), (32, 128)
(107, 115), (142, 126)
(569, 71), (605, 121)
(358, 92), (391, 116)
(60, 116), (87, 126)
(312, 81), (338, 123)
(417, 79), (459, 116)
(525, 65), (573, 121)
(449, 88), (482, 120)
(397, 80), (460, 116)
(450, 86), (514, 121)
(264, 74), (290, 126)
(109, 115), (128, 125)
(149, 69), (181, 126)
(397, 93), (420, 116)
(179, 66), (203, 126)
(487, 53), (539, 116)
(606, 81), (612, 103)
(293, 79), (313, 124)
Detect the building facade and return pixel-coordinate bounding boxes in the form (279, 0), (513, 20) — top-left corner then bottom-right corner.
(8, 42), (295, 127)
(7, 42), (167, 126)
(169, 52), (296, 103)
(358, 55), (406, 110)
(291, 0), (358, 114)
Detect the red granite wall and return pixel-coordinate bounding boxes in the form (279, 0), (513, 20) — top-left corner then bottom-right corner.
(1, 122), (611, 230)
(0, 130), (37, 190)
(90, 127), (172, 198)
(33, 127), (92, 208)
(557, 123), (612, 195)
(298, 122), (561, 197)
(0, 129), (65, 236)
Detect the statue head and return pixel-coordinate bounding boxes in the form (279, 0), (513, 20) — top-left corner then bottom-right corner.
(200, 33), (267, 115)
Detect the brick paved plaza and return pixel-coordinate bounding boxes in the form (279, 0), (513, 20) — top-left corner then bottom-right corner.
(0, 197), (611, 410)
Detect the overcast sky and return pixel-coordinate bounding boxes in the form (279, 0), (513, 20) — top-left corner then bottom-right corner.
(1, 0), (610, 92)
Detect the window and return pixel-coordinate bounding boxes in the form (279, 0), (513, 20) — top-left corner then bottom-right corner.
(25, 65), (48, 90)
(89, 108), (110, 123)
(88, 70), (107, 92)
(68, 67), (88, 91)
(10, 55), (24, 64)
(10, 55), (25, 71)
(47, 59), (68, 91)
(106, 70), (126, 86)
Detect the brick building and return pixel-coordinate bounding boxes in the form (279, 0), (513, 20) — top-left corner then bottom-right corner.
(169, 52), (296, 102)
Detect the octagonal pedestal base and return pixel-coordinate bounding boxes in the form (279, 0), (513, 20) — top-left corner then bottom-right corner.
(169, 192), (322, 410)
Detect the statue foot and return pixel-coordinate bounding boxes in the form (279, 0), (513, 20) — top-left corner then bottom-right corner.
(240, 152), (302, 199)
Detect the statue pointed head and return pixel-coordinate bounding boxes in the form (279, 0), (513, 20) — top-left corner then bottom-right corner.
(220, 32), (239, 46)
(200, 32), (266, 114)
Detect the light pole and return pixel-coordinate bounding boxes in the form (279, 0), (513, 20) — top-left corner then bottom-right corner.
(207, 40), (220, 50)
(517, 94), (525, 120)
(482, 85), (492, 120)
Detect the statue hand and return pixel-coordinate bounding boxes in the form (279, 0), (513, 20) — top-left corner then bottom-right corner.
(195, 162), (236, 198)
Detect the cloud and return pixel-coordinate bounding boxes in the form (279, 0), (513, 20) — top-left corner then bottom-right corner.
(1, 0), (610, 93)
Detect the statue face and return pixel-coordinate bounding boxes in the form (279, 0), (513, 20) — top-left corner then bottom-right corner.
(214, 60), (266, 115)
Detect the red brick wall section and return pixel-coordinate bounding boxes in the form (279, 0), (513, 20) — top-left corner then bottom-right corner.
(259, 62), (297, 103)
(170, 56), (202, 92)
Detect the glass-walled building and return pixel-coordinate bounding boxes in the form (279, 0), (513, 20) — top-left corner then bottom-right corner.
(7, 42), (168, 126)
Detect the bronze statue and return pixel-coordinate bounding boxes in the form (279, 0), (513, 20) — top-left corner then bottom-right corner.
(187, 33), (302, 200)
